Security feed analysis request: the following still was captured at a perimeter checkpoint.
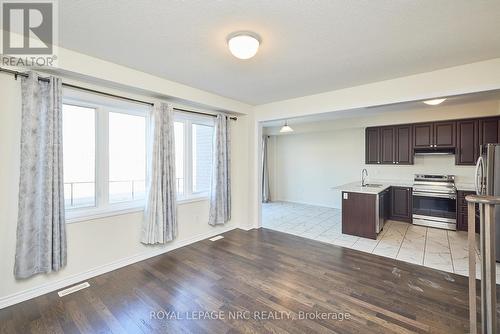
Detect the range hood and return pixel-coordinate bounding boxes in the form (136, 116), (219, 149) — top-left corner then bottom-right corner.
(414, 147), (456, 155)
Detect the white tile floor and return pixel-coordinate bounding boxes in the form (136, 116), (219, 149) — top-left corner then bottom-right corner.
(262, 201), (500, 282)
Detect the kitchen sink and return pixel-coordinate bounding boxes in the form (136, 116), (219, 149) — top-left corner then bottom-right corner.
(363, 183), (383, 187)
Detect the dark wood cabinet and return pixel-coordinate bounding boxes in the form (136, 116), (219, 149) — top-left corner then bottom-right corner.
(434, 121), (456, 147)
(380, 187), (391, 220)
(380, 127), (395, 164)
(414, 121), (455, 148)
(366, 125), (413, 165)
(366, 116), (500, 166)
(365, 128), (380, 164)
(395, 125), (413, 164)
(390, 186), (412, 223)
(456, 120), (479, 165)
(457, 190), (480, 233)
(342, 192), (377, 239)
(414, 123), (433, 148)
(479, 118), (500, 147)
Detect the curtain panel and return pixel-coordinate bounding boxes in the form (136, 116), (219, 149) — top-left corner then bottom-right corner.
(208, 114), (231, 225)
(14, 72), (67, 279)
(142, 102), (177, 244)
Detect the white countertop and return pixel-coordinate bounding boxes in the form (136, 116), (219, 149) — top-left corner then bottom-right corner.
(332, 182), (392, 195)
(333, 179), (474, 194)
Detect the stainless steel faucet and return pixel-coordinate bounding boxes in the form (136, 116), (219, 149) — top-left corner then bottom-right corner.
(361, 168), (368, 187)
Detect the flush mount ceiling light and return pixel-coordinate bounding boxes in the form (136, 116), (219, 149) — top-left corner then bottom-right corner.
(227, 32), (260, 60)
(423, 98), (447, 106)
(280, 121), (294, 133)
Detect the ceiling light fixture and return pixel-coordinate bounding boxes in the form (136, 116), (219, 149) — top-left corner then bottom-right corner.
(280, 121), (294, 133)
(423, 98), (447, 106)
(227, 32), (260, 60)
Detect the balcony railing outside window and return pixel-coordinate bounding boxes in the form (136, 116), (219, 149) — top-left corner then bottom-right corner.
(65, 178), (185, 209)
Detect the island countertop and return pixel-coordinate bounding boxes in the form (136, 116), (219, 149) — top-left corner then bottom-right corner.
(332, 182), (392, 195)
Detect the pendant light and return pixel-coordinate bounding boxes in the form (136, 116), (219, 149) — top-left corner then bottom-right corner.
(280, 121), (294, 133)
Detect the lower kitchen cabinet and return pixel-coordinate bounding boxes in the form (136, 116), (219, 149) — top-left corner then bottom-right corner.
(390, 186), (412, 223)
(342, 191), (377, 239)
(457, 190), (480, 232)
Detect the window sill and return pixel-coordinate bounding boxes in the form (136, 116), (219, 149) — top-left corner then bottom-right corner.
(66, 205), (144, 224)
(65, 196), (210, 224)
(177, 195), (209, 205)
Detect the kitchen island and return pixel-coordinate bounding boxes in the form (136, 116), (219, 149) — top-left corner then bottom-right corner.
(334, 182), (412, 239)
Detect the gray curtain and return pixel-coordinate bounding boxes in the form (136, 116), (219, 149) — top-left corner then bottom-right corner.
(142, 102), (177, 244)
(262, 135), (271, 203)
(14, 72), (66, 279)
(209, 114), (231, 225)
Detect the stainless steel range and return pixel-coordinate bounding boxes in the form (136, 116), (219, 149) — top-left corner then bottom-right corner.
(412, 174), (457, 230)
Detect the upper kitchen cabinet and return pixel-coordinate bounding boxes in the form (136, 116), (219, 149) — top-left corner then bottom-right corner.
(394, 125), (413, 165)
(366, 125), (414, 165)
(456, 119), (478, 165)
(434, 121), (456, 147)
(380, 127), (395, 164)
(479, 117), (500, 146)
(413, 123), (433, 148)
(365, 127), (380, 164)
(413, 121), (456, 148)
(365, 116), (495, 166)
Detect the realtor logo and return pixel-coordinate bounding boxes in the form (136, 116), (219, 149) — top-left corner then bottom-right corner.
(1, 0), (58, 66)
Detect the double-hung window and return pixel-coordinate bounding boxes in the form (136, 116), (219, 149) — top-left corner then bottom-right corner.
(174, 112), (214, 201)
(62, 89), (148, 222)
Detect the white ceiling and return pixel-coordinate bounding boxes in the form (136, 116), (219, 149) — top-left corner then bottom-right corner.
(59, 1), (500, 105)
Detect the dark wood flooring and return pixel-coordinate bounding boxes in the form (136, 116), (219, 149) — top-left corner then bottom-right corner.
(0, 228), (493, 333)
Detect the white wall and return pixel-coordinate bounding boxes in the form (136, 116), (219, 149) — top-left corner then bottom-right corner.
(266, 100), (500, 209)
(0, 69), (250, 307)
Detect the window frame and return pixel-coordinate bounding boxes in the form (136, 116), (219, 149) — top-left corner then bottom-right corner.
(174, 112), (214, 202)
(63, 91), (149, 223)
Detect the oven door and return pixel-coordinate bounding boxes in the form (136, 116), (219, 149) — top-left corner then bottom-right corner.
(412, 191), (457, 230)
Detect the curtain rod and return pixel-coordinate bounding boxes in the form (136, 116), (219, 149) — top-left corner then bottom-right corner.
(0, 67), (237, 121)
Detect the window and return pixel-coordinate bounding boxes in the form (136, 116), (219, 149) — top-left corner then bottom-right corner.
(63, 104), (96, 209)
(62, 90), (148, 221)
(174, 121), (185, 196)
(192, 124), (213, 193)
(109, 112), (146, 203)
(174, 113), (214, 200)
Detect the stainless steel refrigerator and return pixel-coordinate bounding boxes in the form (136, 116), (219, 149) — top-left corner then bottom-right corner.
(475, 143), (500, 261)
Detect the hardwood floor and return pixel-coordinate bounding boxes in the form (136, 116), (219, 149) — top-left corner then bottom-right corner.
(0, 228), (492, 333)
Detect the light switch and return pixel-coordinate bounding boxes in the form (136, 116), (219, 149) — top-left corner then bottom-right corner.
(343, 193), (348, 200)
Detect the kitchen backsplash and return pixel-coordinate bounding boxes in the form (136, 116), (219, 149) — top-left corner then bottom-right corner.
(366, 154), (475, 186)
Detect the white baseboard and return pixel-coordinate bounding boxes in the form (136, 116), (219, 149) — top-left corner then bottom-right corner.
(239, 224), (256, 231)
(0, 225), (238, 309)
(271, 198), (340, 210)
